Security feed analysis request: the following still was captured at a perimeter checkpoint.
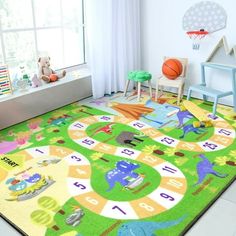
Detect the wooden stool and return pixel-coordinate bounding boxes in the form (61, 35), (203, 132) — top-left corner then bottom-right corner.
(124, 71), (152, 101)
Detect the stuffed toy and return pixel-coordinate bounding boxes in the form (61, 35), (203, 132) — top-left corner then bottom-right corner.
(38, 57), (66, 83)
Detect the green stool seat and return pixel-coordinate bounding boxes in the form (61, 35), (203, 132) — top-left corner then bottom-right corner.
(128, 71), (152, 82)
(124, 70), (152, 101)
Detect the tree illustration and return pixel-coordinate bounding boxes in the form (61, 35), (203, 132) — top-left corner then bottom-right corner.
(30, 209), (59, 231)
(38, 196), (65, 214)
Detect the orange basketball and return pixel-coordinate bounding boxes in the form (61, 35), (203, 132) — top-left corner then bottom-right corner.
(162, 58), (183, 80)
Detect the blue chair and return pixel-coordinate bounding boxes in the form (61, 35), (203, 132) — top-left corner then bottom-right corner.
(187, 62), (236, 115)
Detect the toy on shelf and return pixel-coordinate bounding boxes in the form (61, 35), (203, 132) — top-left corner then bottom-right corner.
(38, 57), (66, 83)
(31, 74), (42, 88)
(183, 100), (213, 128)
(12, 65), (32, 92)
(20, 65), (31, 87)
(15, 79), (29, 92)
(0, 65), (12, 96)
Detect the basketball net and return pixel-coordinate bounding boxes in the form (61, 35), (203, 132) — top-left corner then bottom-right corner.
(187, 30), (208, 50)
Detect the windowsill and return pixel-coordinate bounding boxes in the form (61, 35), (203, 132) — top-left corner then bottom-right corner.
(0, 67), (91, 102)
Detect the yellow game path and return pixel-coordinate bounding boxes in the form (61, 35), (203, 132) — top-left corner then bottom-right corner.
(16, 145), (187, 220)
(69, 114), (235, 153)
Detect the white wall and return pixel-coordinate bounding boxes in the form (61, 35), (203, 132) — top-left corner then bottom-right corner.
(141, 0), (236, 106)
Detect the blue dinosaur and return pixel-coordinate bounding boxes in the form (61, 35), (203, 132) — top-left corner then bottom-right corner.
(117, 216), (186, 236)
(194, 154), (228, 186)
(105, 160), (140, 191)
(165, 105), (193, 128)
(179, 124), (205, 139)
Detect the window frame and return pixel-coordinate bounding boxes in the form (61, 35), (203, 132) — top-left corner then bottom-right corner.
(0, 0), (86, 71)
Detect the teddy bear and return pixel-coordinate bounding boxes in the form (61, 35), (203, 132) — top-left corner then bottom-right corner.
(38, 57), (66, 83)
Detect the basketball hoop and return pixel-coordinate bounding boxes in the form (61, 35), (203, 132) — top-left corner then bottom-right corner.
(187, 30), (209, 50)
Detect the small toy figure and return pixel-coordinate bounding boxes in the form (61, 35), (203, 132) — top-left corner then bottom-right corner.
(12, 64), (32, 91)
(193, 120), (213, 128)
(38, 57), (66, 83)
(19, 64), (31, 86)
(66, 208), (85, 227)
(31, 74), (42, 87)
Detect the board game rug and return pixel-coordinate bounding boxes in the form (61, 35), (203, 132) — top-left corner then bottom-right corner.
(0, 98), (235, 236)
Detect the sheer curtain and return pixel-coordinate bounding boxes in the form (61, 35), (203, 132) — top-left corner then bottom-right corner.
(85, 0), (141, 98)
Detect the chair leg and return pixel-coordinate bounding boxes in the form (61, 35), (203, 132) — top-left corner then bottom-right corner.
(155, 82), (160, 101)
(181, 83), (185, 99)
(213, 97), (218, 116)
(137, 82), (141, 102)
(177, 85), (182, 106)
(124, 80), (130, 97)
(187, 88), (192, 100)
(160, 85), (164, 95)
(148, 80), (152, 98)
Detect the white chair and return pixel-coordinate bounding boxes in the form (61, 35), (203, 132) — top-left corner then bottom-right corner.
(155, 57), (188, 105)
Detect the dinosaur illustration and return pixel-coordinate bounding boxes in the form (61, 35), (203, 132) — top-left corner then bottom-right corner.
(194, 154), (228, 186)
(47, 114), (72, 126)
(116, 131), (145, 147)
(179, 124), (205, 139)
(117, 216), (186, 236)
(165, 105), (193, 128)
(93, 123), (114, 135)
(105, 160), (140, 191)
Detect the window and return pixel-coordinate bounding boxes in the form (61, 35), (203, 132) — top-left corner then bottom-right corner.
(0, 0), (85, 79)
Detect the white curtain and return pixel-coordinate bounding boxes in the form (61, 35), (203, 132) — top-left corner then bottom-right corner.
(85, 0), (141, 98)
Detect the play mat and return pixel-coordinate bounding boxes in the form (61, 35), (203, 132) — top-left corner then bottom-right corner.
(0, 91), (235, 236)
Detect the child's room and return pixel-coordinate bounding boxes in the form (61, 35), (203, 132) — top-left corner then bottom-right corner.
(0, 0), (236, 235)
